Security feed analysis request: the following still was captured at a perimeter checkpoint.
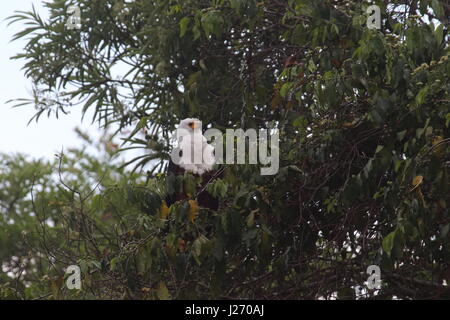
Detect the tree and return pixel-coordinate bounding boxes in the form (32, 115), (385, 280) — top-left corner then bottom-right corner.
(5, 0), (450, 299)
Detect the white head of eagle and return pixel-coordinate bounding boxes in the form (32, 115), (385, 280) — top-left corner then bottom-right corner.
(173, 118), (215, 175)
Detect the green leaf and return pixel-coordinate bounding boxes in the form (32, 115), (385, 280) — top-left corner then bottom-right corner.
(229, 0), (241, 12)
(193, 21), (202, 40)
(382, 230), (396, 255)
(435, 24), (444, 44)
(110, 257), (120, 271)
(432, 0), (445, 19)
(192, 235), (209, 264)
(246, 211), (255, 228)
(183, 173), (197, 196)
(370, 109), (383, 124)
(201, 11), (224, 38)
(280, 82), (292, 98)
(91, 194), (105, 212)
(415, 86), (429, 106)
(82, 93), (99, 115)
(179, 17), (191, 37)
(156, 282), (171, 300)
(396, 130), (407, 141)
(440, 224), (450, 239)
(122, 117), (149, 146)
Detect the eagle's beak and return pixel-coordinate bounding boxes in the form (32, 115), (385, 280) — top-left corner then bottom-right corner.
(189, 122), (198, 129)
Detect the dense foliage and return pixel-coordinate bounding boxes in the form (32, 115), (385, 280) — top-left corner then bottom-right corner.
(2, 0), (450, 299)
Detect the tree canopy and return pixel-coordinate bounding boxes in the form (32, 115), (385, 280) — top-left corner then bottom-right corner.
(2, 0), (450, 299)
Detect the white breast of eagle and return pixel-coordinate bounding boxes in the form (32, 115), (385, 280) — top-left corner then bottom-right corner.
(175, 118), (215, 175)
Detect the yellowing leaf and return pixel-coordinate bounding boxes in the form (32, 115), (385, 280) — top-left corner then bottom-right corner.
(412, 175), (423, 187)
(432, 136), (445, 157)
(188, 199), (199, 223)
(342, 122), (354, 128)
(411, 175), (424, 192)
(286, 100), (295, 110)
(177, 239), (186, 252)
(156, 282), (171, 300)
(159, 201), (170, 219)
(165, 244), (176, 260)
(51, 276), (63, 300)
(433, 136), (443, 144)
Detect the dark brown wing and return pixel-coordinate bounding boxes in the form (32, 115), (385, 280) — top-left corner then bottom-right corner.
(165, 158), (187, 206)
(196, 166), (224, 211)
(165, 158), (222, 211)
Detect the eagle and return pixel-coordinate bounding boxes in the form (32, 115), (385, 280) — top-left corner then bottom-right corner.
(165, 118), (222, 210)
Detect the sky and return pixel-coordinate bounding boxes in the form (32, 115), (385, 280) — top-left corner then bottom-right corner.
(0, 0), (103, 160)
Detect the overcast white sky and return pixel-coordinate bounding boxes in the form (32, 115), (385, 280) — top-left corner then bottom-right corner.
(0, 0), (102, 160)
